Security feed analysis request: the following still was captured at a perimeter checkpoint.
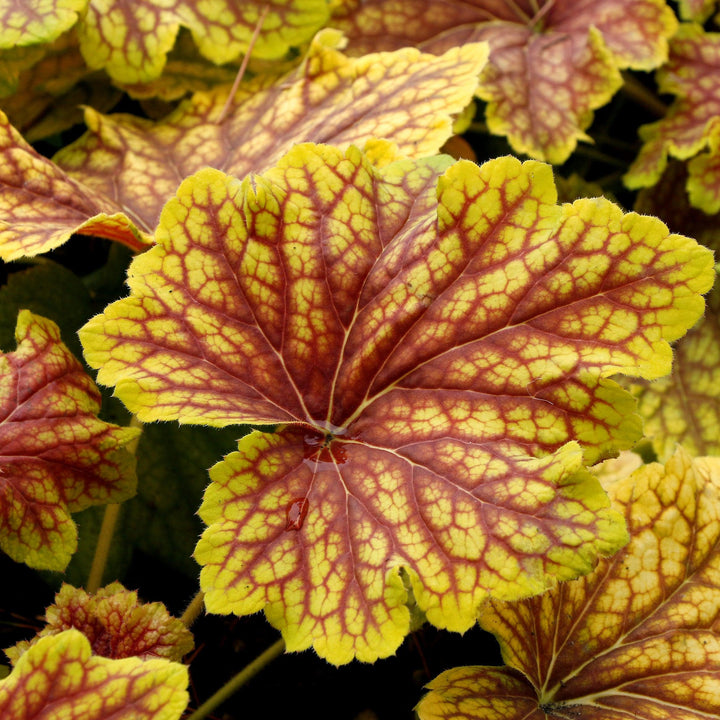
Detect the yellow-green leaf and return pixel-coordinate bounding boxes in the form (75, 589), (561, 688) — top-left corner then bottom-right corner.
(0, 109), (149, 261)
(331, 0), (677, 163)
(417, 448), (720, 720)
(0, 629), (188, 720)
(625, 23), (720, 212)
(0, 311), (139, 570)
(0, 33), (486, 259)
(634, 283), (720, 460)
(0, 0), (87, 49)
(76, 0), (329, 84)
(5, 582), (193, 665)
(80, 144), (714, 663)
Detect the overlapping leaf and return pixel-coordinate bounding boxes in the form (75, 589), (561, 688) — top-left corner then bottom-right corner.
(79, 143), (714, 663)
(0, 32), (487, 260)
(625, 23), (720, 213)
(635, 161), (720, 256)
(417, 448), (720, 720)
(330, 0), (676, 163)
(678, 0), (718, 21)
(0, 629), (188, 720)
(0, 31), (120, 143)
(0, 0), (86, 49)
(634, 284), (720, 460)
(5, 582), (193, 665)
(0, 311), (139, 571)
(0, 1), (327, 87)
(76, 0), (329, 84)
(0, 109), (149, 260)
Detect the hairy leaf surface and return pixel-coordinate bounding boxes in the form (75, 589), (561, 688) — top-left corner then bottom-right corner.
(417, 448), (720, 720)
(330, 0), (676, 163)
(0, 629), (188, 720)
(80, 144), (714, 663)
(0, 33), (486, 260)
(0, 311), (139, 570)
(5, 583), (193, 665)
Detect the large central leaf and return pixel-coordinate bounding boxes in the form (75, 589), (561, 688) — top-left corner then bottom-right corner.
(79, 144), (714, 664)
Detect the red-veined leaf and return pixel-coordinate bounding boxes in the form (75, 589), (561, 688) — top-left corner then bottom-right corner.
(76, 0), (329, 84)
(634, 160), (720, 256)
(634, 283), (720, 460)
(625, 23), (720, 214)
(330, 0), (677, 163)
(0, 311), (139, 571)
(0, 0), (86, 49)
(0, 109), (149, 260)
(5, 582), (193, 665)
(0, 33), (486, 260)
(417, 448), (720, 720)
(0, 629), (188, 720)
(79, 144), (714, 663)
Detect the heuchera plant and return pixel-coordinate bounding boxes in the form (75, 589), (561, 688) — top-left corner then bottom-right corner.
(0, 1), (718, 718)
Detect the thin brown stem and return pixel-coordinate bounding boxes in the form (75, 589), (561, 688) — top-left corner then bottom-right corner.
(216, 4), (269, 125)
(86, 416), (144, 593)
(185, 637), (285, 720)
(621, 72), (667, 118)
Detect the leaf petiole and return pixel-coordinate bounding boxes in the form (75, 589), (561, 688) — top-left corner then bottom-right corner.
(86, 416), (144, 593)
(180, 591), (205, 628)
(185, 637), (286, 720)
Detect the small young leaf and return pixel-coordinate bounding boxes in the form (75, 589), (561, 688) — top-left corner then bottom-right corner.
(5, 582), (193, 665)
(0, 261), (93, 358)
(80, 144), (714, 663)
(0, 311), (139, 570)
(417, 448), (720, 720)
(1, 32), (121, 143)
(0, 629), (189, 720)
(331, 0), (677, 163)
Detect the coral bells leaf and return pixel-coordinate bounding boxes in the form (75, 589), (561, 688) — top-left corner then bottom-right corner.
(625, 23), (720, 213)
(417, 448), (720, 720)
(0, 109), (149, 261)
(79, 144), (714, 664)
(331, 0), (677, 163)
(5, 582), (193, 665)
(77, 0), (329, 84)
(0, 0), (86, 49)
(0, 629), (189, 720)
(0, 311), (139, 571)
(0, 33), (486, 260)
(634, 285), (720, 460)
